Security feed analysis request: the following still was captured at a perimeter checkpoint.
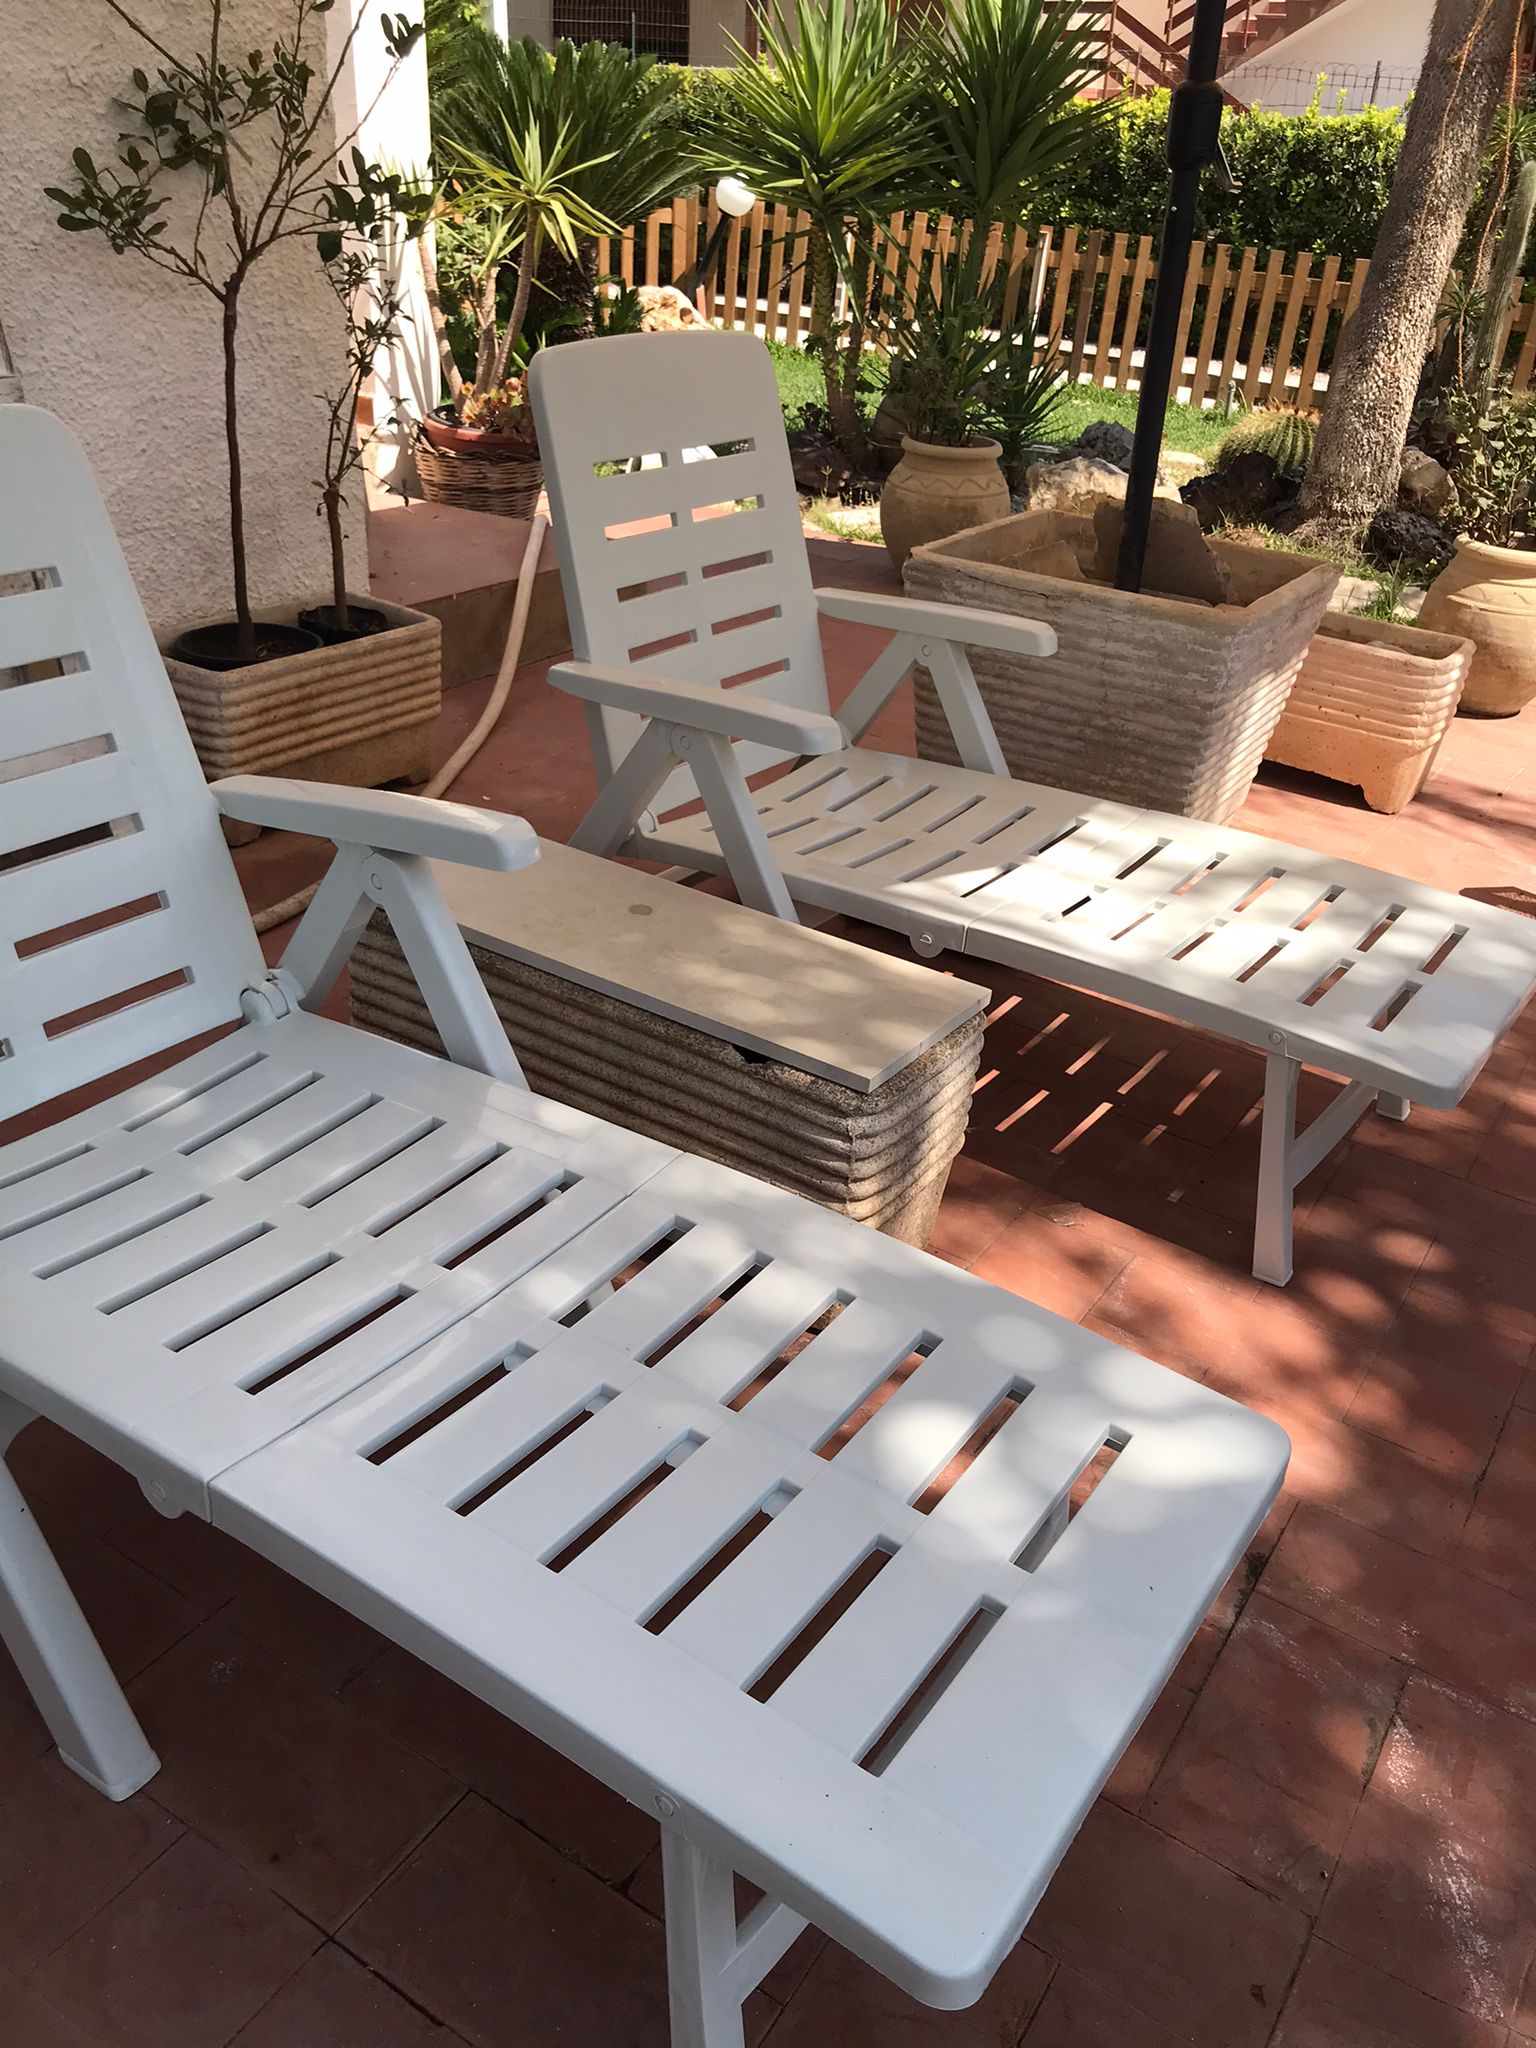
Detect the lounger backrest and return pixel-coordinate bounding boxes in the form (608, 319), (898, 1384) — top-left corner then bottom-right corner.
(529, 331), (832, 814)
(0, 405), (265, 1118)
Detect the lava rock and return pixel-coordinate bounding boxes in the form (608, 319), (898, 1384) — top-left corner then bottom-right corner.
(1367, 504), (1456, 572)
(1179, 450), (1286, 531)
(1073, 419), (1137, 470)
(787, 429), (855, 497)
(1023, 454), (1129, 515)
(1399, 446), (1453, 516)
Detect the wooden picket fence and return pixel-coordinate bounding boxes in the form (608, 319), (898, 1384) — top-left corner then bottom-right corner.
(595, 195), (1536, 411)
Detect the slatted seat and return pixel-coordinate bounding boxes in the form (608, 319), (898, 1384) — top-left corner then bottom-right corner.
(0, 403), (1284, 2048)
(529, 332), (1536, 1286)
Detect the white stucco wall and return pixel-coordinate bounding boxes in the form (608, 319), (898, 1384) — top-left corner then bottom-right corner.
(0, 0), (401, 635)
(1221, 0), (1432, 112)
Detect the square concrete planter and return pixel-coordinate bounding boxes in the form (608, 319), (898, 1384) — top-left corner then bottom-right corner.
(905, 510), (1339, 822)
(1264, 609), (1474, 813)
(163, 594), (441, 822)
(347, 844), (988, 1247)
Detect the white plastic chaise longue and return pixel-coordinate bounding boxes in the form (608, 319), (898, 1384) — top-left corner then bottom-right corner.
(528, 330), (1536, 1286)
(0, 408), (1289, 2045)
(3, 403), (1286, 2048)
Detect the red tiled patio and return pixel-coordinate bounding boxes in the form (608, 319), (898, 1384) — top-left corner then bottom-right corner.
(5, 531), (1536, 2048)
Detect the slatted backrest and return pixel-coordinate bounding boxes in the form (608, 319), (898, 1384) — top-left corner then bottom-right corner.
(0, 405), (266, 1119)
(529, 332), (832, 815)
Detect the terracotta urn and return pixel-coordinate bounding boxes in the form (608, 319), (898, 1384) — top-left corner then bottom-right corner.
(1418, 536), (1536, 716)
(880, 436), (1009, 571)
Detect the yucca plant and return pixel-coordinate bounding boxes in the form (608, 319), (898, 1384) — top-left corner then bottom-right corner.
(701, 0), (937, 455)
(433, 31), (694, 404)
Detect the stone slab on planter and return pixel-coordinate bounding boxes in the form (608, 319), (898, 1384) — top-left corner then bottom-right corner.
(906, 508), (1339, 822)
(348, 844), (989, 1247)
(1264, 609), (1474, 813)
(163, 593), (440, 840)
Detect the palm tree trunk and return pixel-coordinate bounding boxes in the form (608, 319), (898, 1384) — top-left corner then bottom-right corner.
(491, 212), (539, 389)
(1296, 0), (1526, 544)
(474, 268), (500, 392)
(416, 224), (465, 410)
(807, 227), (866, 458)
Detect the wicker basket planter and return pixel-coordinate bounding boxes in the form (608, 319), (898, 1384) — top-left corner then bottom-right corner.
(163, 594), (440, 837)
(1264, 609), (1474, 813)
(906, 509), (1339, 822)
(414, 429), (543, 519)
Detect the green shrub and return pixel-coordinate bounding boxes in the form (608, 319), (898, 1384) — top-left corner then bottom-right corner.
(664, 71), (1404, 259)
(1216, 406), (1320, 476)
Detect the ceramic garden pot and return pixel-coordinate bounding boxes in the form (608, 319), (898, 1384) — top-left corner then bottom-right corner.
(879, 436), (1010, 571)
(1418, 536), (1536, 716)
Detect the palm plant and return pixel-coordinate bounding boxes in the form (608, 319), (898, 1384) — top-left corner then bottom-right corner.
(702, 0), (936, 454)
(432, 30), (696, 404)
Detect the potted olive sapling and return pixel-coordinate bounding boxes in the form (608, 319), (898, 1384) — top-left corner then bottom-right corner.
(48, 0), (444, 801)
(302, 157), (413, 643)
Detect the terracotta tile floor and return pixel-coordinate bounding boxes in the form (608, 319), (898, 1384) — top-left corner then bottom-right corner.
(8, 534), (1536, 2045)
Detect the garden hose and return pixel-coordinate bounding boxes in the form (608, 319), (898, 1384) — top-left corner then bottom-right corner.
(251, 508), (550, 934)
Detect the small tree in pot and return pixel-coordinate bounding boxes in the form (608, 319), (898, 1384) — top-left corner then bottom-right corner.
(304, 153), (415, 643)
(47, 0), (422, 669)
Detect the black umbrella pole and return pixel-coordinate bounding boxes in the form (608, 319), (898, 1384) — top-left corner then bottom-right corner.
(1114, 0), (1231, 592)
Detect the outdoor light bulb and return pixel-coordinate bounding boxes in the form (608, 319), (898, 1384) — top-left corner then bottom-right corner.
(715, 177), (756, 219)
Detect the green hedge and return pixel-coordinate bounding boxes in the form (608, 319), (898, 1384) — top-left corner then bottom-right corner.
(660, 68), (1404, 261)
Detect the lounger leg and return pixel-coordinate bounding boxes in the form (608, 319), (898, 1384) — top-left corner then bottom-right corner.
(1377, 1093), (1411, 1122)
(661, 1828), (809, 2048)
(1255, 1052), (1300, 1288)
(663, 1831), (748, 2048)
(0, 1400), (158, 1800)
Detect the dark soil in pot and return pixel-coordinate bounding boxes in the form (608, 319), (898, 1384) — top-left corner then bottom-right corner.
(168, 620), (322, 671)
(297, 603), (391, 645)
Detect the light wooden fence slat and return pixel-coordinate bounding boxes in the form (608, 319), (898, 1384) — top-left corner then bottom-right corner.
(765, 203), (789, 343)
(1296, 251), (1341, 412)
(1170, 239), (1206, 401)
(619, 225), (635, 289)
(1214, 246), (1257, 409)
(903, 211), (929, 317)
(1269, 250), (1312, 406)
(645, 210), (662, 288)
(1047, 225), (1079, 347)
(999, 225), (1032, 334)
(1067, 228), (1103, 380)
(721, 207), (745, 328)
(1115, 235), (1155, 389)
(1243, 249), (1287, 403)
(744, 203), (766, 332)
(1093, 231), (1130, 384)
(785, 211), (812, 345)
(1190, 244), (1231, 410)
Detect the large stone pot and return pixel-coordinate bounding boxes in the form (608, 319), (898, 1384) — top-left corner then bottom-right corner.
(880, 436), (1009, 571)
(906, 508), (1339, 822)
(162, 593), (441, 843)
(1417, 536), (1536, 716)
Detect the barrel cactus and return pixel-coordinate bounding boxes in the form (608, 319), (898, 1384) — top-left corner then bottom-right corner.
(1215, 407), (1320, 478)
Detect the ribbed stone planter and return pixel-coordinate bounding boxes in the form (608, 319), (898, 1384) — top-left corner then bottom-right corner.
(1264, 609), (1474, 813)
(906, 510), (1338, 823)
(348, 847), (988, 1247)
(163, 595), (440, 838)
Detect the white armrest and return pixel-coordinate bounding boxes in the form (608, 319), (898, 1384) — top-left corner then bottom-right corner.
(816, 587), (1057, 658)
(211, 776), (539, 872)
(550, 661), (845, 755)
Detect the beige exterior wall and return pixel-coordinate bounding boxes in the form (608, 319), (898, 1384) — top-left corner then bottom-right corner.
(1, 0), (394, 636)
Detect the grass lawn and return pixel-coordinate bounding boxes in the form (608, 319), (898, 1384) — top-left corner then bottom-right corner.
(766, 338), (1229, 457)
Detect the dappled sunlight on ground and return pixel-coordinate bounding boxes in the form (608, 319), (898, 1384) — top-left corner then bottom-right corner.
(5, 535), (1534, 2044)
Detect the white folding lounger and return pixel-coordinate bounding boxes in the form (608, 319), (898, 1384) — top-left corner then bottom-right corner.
(528, 330), (1536, 1286)
(0, 406), (1287, 2046)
